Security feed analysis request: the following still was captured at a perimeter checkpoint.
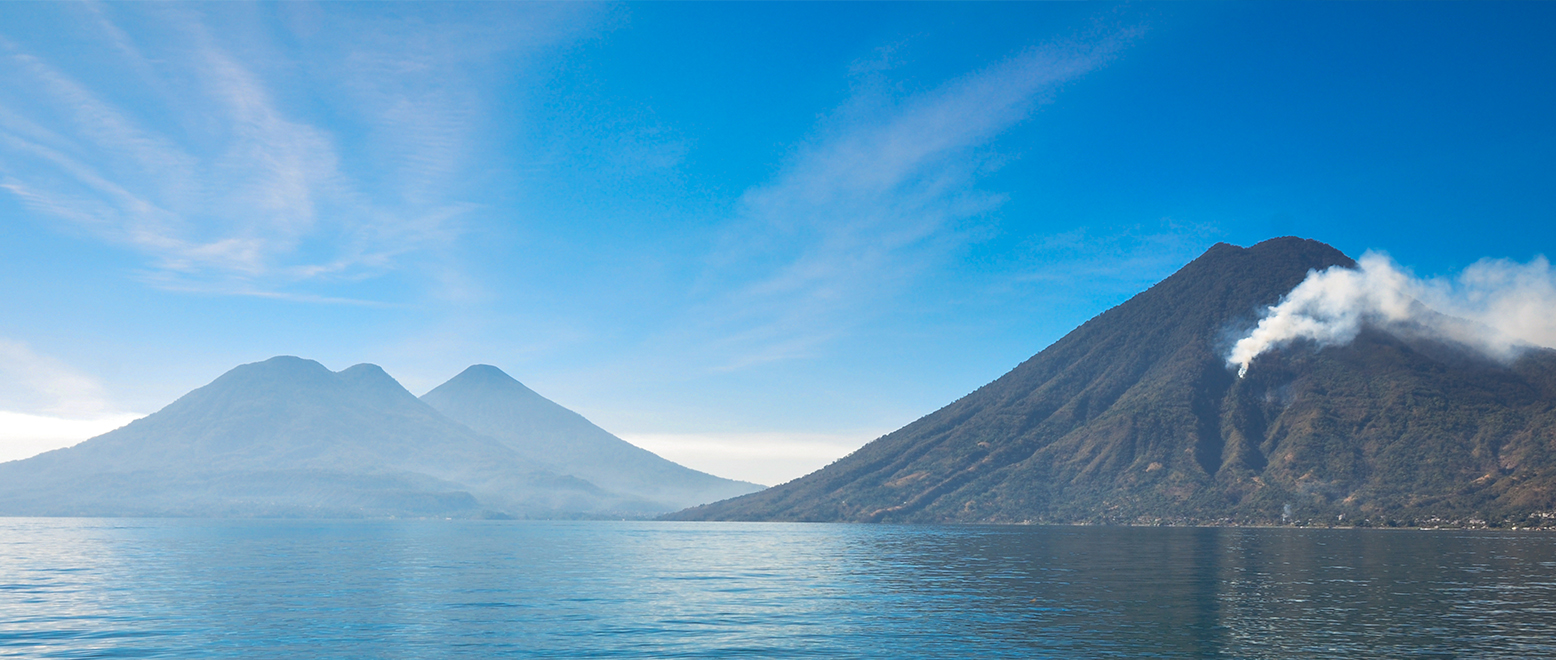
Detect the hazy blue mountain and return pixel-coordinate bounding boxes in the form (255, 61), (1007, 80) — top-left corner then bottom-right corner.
(421, 365), (763, 510)
(0, 356), (666, 518)
(669, 238), (1556, 526)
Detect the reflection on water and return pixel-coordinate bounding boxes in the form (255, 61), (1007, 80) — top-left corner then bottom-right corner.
(2, 519), (1554, 658)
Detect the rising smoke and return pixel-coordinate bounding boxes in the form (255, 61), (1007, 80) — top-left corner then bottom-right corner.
(1228, 252), (1556, 377)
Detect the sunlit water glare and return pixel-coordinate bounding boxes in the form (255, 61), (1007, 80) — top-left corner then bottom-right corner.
(2, 519), (1554, 658)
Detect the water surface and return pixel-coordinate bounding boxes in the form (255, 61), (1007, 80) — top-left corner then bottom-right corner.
(2, 519), (1553, 658)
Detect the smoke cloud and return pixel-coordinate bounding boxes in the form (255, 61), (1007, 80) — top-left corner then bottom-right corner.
(1228, 252), (1556, 377)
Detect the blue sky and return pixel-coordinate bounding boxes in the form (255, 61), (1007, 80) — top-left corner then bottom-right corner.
(2, 2), (1554, 484)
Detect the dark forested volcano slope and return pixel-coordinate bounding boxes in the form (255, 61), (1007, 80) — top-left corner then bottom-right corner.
(0, 357), (662, 518)
(421, 365), (762, 509)
(668, 238), (1556, 525)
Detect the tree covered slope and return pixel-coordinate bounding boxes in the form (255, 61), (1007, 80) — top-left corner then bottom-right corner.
(668, 238), (1556, 526)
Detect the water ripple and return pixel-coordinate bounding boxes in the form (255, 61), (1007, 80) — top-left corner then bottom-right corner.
(2, 520), (1555, 658)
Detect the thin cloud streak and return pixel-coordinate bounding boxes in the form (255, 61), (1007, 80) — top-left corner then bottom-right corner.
(1009, 222), (1222, 289)
(0, 4), (594, 301)
(693, 31), (1138, 372)
(0, 338), (133, 419)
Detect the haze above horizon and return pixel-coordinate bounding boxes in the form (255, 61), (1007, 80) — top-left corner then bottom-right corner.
(2, 3), (1554, 485)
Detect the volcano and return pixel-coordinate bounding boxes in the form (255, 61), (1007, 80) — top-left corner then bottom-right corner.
(420, 365), (762, 510)
(668, 237), (1556, 526)
(0, 357), (664, 518)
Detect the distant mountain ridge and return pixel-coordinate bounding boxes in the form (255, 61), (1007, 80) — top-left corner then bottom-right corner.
(669, 237), (1556, 526)
(0, 357), (754, 518)
(421, 365), (762, 510)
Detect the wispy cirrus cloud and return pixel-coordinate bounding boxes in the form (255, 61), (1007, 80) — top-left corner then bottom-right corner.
(1008, 221), (1223, 292)
(0, 338), (122, 419)
(620, 430), (888, 487)
(695, 30), (1139, 370)
(0, 337), (143, 463)
(0, 3), (595, 300)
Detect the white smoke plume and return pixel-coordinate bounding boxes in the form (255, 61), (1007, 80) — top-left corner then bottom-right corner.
(1228, 251), (1556, 378)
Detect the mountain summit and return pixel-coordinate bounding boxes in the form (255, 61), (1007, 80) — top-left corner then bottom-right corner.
(421, 365), (762, 510)
(0, 356), (659, 518)
(669, 238), (1556, 525)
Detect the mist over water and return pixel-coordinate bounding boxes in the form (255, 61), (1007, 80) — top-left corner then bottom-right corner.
(1229, 252), (1556, 377)
(3, 519), (1556, 659)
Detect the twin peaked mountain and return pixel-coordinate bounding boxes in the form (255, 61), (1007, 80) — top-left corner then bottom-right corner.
(0, 360), (760, 518)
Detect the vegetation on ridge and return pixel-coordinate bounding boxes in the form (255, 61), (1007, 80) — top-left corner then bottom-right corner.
(667, 237), (1556, 527)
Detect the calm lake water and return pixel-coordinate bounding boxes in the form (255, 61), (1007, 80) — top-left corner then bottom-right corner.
(2, 519), (1554, 658)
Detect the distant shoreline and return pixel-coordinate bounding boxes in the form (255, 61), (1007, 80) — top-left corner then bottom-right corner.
(5, 514), (1553, 532)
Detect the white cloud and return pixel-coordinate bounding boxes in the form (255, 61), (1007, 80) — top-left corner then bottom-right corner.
(0, 338), (119, 418)
(1228, 252), (1556, 377)
(0, 411), (141, 464)
(1419, 255), (1556, 351)
(0, 338), (144, 463)
(620, 430), (884, 487)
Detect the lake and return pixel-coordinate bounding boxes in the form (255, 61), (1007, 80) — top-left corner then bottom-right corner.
(2, 519), (1553, 658)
